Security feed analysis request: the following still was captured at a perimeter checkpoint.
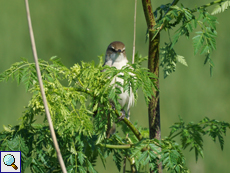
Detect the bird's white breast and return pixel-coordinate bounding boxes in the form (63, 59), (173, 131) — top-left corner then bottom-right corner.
(104, 54), (134, 112)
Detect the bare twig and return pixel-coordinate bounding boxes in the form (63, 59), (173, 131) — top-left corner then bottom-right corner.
(127, 0), (137, 141)
(132, 0), (137, 64)
(24, 1), (67, 172)
(124, 1), (137, 172)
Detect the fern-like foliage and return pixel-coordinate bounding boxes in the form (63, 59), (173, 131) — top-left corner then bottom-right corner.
(0, 56), (155, 172)
(211, 0), (230, 15)
(169, 116), (230, 161)
(0, 57), (229, 172)
(160, 42), (188, 78)
(152, 1), (225, 77)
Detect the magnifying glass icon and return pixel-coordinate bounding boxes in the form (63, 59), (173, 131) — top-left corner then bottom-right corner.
(3, 154), (18, 170)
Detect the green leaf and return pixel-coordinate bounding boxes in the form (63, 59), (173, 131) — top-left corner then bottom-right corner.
(78, 152), (85, 165)
(193, 33), (204, 55)
(113, 151), (122, 171)
(176, 55), (188, 66)
(211, 1), (230, 15)
(200, 45), (210, 55)
(160, 43), (178, 78)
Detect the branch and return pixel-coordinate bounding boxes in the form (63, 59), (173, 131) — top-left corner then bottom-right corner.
(142, 0), (156, 31)
(114, 109), (143, 141)
(100, 143), (132, 149)
(63, 87), (92, 97)
(24, 1), (67, 173)
(191, 0), (226, 12)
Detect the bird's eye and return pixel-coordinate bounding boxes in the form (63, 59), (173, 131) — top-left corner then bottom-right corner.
(109, 47), (116, 52)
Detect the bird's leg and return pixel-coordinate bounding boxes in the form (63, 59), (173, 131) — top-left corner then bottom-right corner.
(110, 102), (116, 110)
(126, 110), (130, 138)
(117, 109), (126, 122)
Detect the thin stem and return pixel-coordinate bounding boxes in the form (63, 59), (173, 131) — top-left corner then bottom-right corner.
(128, 157), (136, 173)
(121, 157), (126, 173)
(169, 131), (182, 140)
(63, 87), (92, 96)
(24, 1), (67, 173)
(123, 157), (127, 173)
(100, 143), (132, 149)
(168, 30), (172, 43)
(126, 2), (137, 171)
(132, 0), (137, 64)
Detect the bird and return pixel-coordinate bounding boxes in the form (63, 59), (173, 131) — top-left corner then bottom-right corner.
(103, 41), (135, 137)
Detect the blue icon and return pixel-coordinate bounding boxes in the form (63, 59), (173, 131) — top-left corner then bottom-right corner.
(3, 154), (18, 170)
(1, 151), (21, 172)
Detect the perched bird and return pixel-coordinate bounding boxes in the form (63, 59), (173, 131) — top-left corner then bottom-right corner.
(103, 41), (134, 137)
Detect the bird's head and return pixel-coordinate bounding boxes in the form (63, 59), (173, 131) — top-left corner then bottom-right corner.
(105, 41), (127, 63)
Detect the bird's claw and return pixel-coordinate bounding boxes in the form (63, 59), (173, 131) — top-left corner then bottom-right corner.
(117, 110), (126, 122)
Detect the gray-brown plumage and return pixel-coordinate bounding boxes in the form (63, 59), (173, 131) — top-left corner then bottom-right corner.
(103, 41), (134, 137)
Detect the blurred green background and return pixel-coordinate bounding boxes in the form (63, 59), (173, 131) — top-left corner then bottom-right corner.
(0, 0), (229, 172)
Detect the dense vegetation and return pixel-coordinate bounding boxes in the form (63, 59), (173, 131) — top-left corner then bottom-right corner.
(0, 1), (230, 172)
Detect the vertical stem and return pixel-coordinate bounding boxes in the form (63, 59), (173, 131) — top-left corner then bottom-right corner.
(24, 1), (67, 172)
(141, 0), (161, 142)
(142, 0), (161, 172)
(132, 0), (137, 64)
(148, 24), (162, 173)
(123, 157), (126, 173)
(148, 32), (161, 141)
